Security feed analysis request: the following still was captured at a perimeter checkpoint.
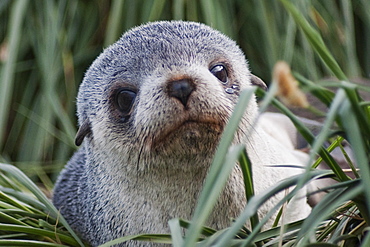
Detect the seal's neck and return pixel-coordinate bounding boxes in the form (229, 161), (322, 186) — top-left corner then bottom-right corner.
(87, 149), (246, 230)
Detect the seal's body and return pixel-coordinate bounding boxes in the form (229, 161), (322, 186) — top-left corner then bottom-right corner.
(53, 21), (311, 246)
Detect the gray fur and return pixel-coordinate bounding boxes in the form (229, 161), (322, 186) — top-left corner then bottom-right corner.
(53, 21), (311, 246)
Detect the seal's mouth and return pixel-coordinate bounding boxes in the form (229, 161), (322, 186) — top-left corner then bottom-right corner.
(150, 117), (225, 150)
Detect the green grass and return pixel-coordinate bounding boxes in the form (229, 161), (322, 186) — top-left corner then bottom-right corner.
(0, 0), (369, 246)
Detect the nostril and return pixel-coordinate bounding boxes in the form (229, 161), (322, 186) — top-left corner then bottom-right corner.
(167, 79), (195, 107)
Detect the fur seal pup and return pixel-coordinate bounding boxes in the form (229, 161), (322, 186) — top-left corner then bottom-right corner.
(53, 21), (311, 246)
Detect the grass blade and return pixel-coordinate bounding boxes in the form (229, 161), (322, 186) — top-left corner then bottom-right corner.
(297, 182), (363, 244)
(183, 88), (257, 247)
(211, 170), (327, 247)
(0, 224), (80, 246)
(98, 234), (172, 247)
(0, 240), (67, 246)
(0, 164), (84, 247)
(168, 218), (183, 247)
(238, 149), (259, 230)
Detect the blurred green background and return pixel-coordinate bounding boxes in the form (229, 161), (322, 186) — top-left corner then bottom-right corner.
(0, 0), (369, 186)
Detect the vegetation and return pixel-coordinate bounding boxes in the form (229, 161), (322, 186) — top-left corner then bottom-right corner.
(0, 0), (369, 246)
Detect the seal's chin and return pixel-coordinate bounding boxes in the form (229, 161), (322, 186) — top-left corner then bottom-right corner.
(151, 120), (224, 155)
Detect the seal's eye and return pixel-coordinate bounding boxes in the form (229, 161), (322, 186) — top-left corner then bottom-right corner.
(115, 89), (136, 115)
(210, 64), (228, 83)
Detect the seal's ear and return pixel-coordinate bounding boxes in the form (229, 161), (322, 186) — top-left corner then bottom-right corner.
(75, 119), (92, 146)
(251, 74), (267, 91)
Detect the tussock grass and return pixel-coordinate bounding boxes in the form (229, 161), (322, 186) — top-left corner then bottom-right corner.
(0, 0), (369, 246)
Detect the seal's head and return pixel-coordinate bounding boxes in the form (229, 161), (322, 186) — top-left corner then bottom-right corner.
(75, 21), (265, 170)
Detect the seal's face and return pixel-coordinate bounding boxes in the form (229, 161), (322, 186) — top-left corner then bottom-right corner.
(135, 64), (231, 157)
(75, 21), (263, 168)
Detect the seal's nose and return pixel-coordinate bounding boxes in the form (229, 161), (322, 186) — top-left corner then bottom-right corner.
(167, 78), (195, 108)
